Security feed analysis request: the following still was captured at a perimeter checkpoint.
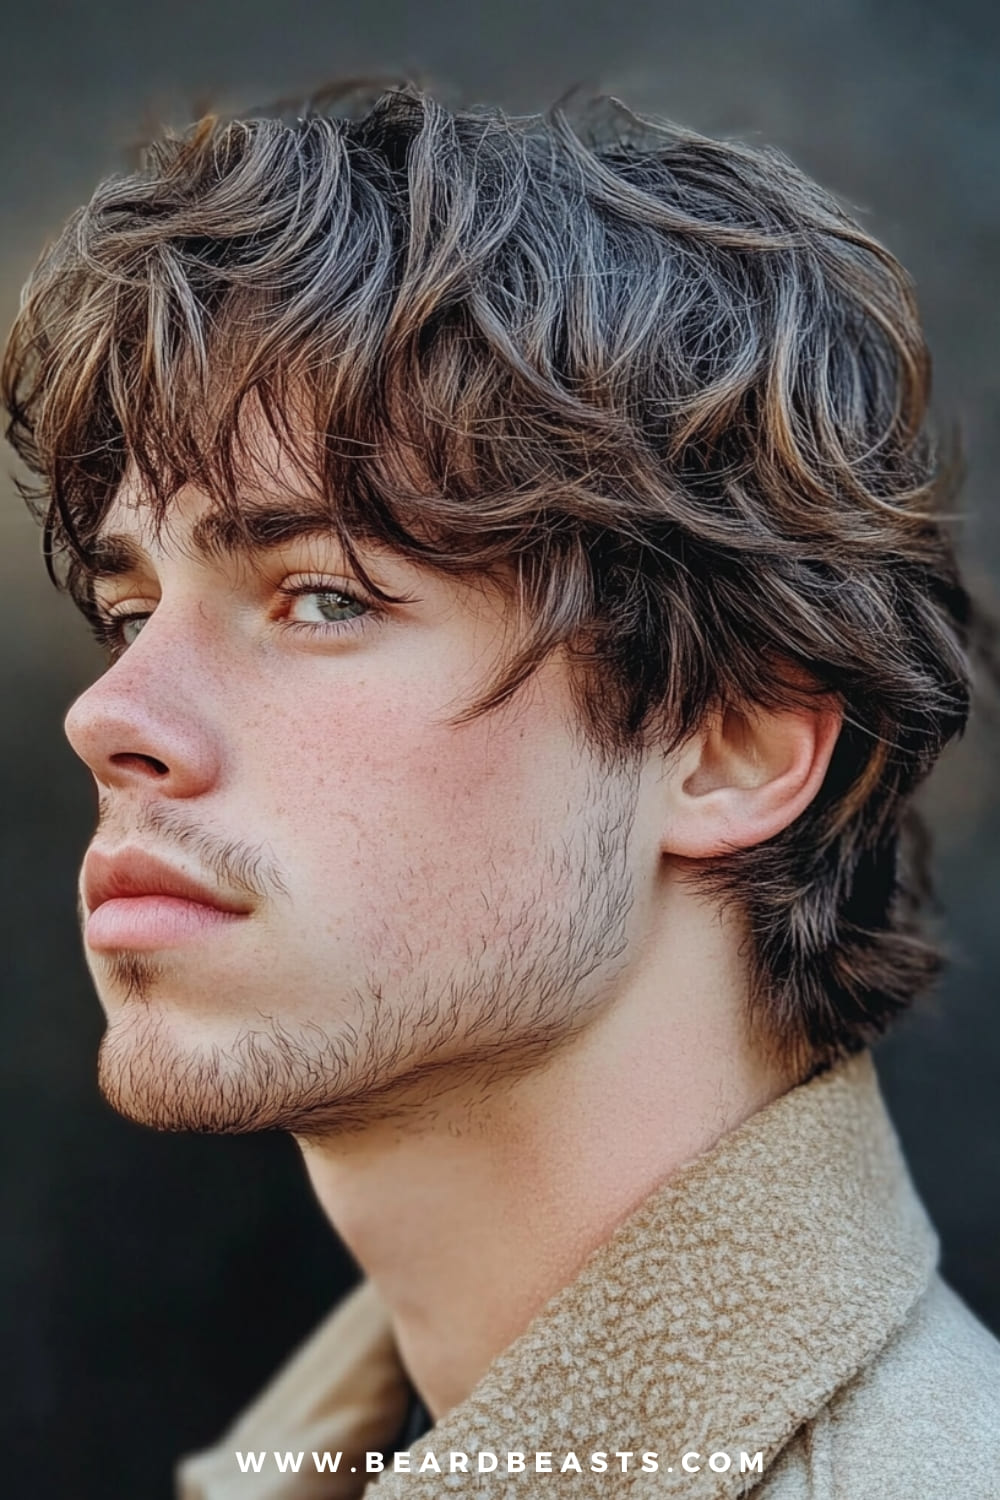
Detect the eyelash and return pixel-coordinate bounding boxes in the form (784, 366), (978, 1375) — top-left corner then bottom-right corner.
(88, 578), (383, 658)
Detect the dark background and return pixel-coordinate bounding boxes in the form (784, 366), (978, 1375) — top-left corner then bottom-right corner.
(2, 2), (998, 1496)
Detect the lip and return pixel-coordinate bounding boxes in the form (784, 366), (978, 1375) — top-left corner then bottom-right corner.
(82, 847), (253, 951)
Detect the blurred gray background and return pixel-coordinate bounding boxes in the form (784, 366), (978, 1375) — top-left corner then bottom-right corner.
(2, 2), (998, 1496)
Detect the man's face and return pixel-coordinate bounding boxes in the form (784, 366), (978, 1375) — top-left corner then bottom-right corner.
(64, 444), (651, 1137)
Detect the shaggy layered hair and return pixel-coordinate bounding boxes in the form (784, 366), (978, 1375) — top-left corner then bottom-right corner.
(1, 80), (984, 1074)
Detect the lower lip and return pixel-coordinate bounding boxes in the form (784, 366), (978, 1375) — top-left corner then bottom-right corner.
(85, 896), (248, 951)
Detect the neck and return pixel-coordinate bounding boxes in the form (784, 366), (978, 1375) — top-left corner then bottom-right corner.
(296, 886), (797, 1422)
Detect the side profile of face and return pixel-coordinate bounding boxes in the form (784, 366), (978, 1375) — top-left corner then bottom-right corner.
(64, 431), (656, 1137)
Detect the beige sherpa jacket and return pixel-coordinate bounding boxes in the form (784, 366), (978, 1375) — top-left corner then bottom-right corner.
(176, 1052), (1000, 1499)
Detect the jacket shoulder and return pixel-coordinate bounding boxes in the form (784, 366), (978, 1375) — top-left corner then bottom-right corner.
(756, 1275), (1000, 1499)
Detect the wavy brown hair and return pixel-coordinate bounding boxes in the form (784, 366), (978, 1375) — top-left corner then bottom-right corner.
(1, 79), (989, 1074)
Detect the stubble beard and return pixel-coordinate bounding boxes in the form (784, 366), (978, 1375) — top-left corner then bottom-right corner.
(94, 757), (643, 1138)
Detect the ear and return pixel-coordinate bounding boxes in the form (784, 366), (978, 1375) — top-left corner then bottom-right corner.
(661, 684), (843, 859)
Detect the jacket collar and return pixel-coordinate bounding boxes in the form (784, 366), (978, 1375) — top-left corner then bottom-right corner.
(177, 1050), (937, 1498)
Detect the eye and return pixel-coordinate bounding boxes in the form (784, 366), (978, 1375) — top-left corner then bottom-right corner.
(88, 607), (154, 658)
(275, 578), (385, 640)
(117, 614), (150, 646)
(282, 585), (370, 627)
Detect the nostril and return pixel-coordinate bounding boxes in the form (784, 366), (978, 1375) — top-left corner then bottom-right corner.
(109, 752), (170, 777)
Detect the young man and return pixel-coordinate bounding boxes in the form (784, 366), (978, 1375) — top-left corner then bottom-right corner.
(3, 81), (998, 1496)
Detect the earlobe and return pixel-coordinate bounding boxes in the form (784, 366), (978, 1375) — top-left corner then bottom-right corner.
(662, 697), (843, 859)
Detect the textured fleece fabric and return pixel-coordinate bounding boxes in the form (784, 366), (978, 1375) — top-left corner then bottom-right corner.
(176, 1051), (1000, 1499)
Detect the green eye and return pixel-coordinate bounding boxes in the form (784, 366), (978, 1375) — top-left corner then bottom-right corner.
(290, 589), (367, 624)
(120, 615), (150, 646)
(89, 611), (151, 657)
(280, 583), (374, 634)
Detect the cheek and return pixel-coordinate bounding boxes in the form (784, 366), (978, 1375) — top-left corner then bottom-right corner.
(254, 670), (578, 927)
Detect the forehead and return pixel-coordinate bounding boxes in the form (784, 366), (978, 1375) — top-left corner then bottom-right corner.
(91, 375), (451, 564)
(100, 399), (326, 541)
(91, 410), (394, 579)
(98, 485), (345, 562)
(85, 497), (366, 608)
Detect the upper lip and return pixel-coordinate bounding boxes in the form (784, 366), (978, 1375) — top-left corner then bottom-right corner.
(82, 848), (253, 916)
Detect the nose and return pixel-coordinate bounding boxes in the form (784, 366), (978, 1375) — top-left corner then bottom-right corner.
(64, 619), (223, 799)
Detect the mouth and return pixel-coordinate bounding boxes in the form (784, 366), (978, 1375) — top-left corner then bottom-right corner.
(82, 847), (254, 952)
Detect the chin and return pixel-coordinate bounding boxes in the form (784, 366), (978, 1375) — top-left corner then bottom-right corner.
(96, 1010), (269, 1133)
(92, 997), (398, 1137)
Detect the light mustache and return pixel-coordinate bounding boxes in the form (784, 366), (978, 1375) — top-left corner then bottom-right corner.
(85, 797), (291, 910)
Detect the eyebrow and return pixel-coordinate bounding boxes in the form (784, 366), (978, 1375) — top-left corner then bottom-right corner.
(84, 504), (369, 583)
